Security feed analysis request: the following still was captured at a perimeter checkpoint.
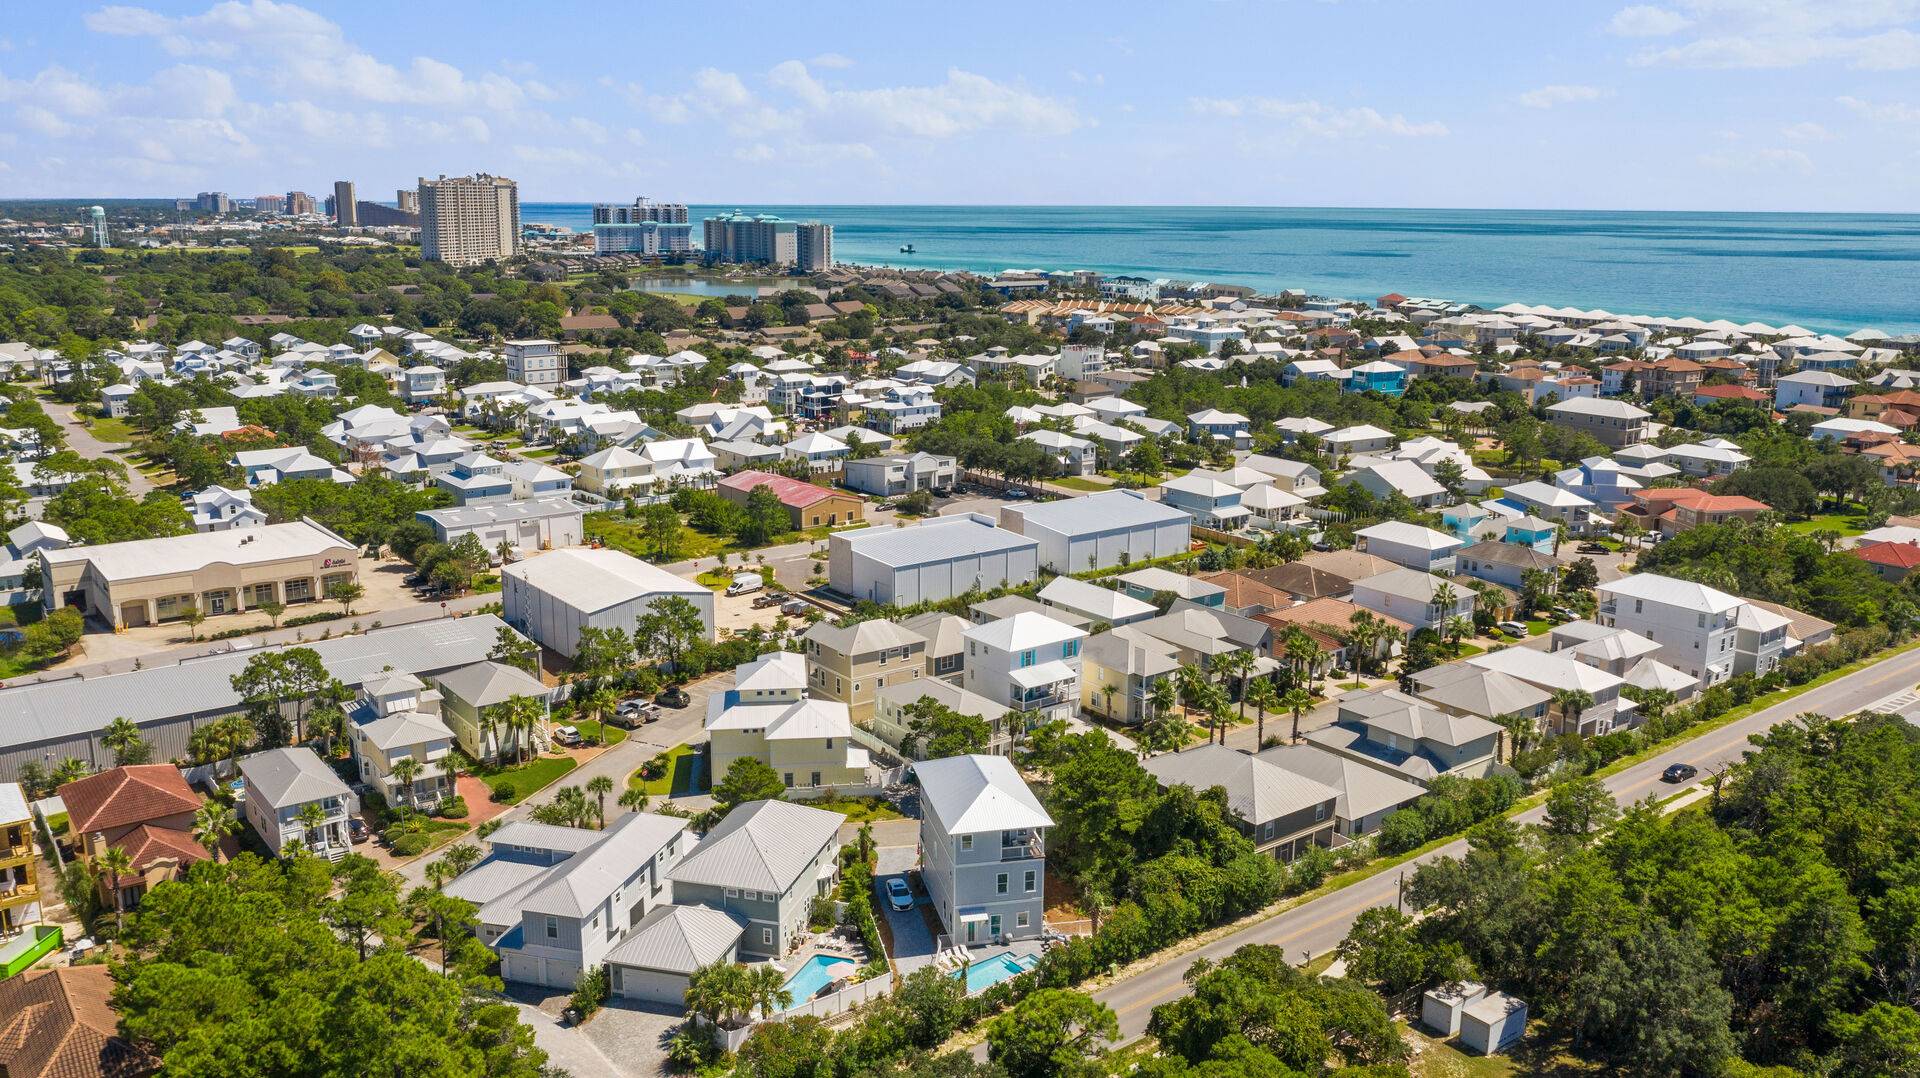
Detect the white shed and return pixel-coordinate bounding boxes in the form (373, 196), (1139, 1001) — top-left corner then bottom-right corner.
(1460, 991), (1527, 1055)
(1421, 980), (1487, 1037)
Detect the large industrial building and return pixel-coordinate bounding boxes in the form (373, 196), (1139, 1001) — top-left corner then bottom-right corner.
(502, 548), (713, 659)
(828, 514), (1038, 607)
(997, 489), (1192, 574)
(0, 615), (521, 782)
(417, 498), (584, 552)
(419, 173), (520, 265)
(39, 519), (359, 630)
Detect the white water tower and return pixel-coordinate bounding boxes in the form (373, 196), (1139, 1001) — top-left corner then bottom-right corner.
(89, 205), (108, 248)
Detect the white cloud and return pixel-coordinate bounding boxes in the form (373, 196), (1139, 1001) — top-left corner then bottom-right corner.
(1518, 84), (1608, 109)
(1609, 5), (1692, 35)
(1621, 1), (1920, 68)
(1190, 97), (1448, 138)
(568, 116), (609, 144)
(808, 52), (853, 69)
(1697, 146), (1815, 173)
(1779, 120), (1832, 141)
(1839, 95), (1920, 124)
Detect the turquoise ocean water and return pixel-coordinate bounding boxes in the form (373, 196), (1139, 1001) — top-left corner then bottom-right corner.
(521, 203), (1920, 335)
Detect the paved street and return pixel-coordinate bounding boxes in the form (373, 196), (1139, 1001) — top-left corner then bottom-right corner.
(44, 399), (155, 496)
(997, 643), (1920, 1051)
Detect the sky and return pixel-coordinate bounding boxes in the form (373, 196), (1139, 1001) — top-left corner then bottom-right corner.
(1, 0), (1918, 211)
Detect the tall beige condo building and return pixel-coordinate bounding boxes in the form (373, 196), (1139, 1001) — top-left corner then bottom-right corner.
(797, 222), (833, 271)
(333, 180), (357, 226)
(418, 173), (520, 265)
(396, 188), (419, 214)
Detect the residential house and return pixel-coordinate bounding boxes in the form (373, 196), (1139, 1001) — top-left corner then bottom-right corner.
(1078, 626), (1181, 726)
(232, 447), (350, 487)
(1257, 744), (1426, 837)
(238, 747), (354, 861)
(668, 799), (843, 960)
(0, 965), (155, 1078)
(1410, 663), (1552, 741)
(1355, 521), (1463, 573)
(502, 460), (573, 501)
(0, 783), (40, 938)
(783, 432), (851, 473)
(1306, 688), (1502, 784)
(575, 446), (653, 495)
(483, 812), (690, 989)
(1347, 459), (1447, 508)
(872, 677), (1014, 758)
(1019, 429), (1097, 477)
(1243, 455), (1327, 498)
(1463, 647), (1633, 736)
(435, 453), (514, 506)
(604, 903), (745, 1006)
(57, 765), (205, 911)
(902, 611), (968, 680)
(1323, 424), (1397, 457)
(1037, 576), (1156, 628)
(183, 485), (266, 532)
(1596, 572), (1780, 684)
(961, 613), (1086, 726)
(802, 619), (928, 725)
(1774, 370), (1856, 410)
(914, 754), (1054, 945)
(1545, 397), (1650, 449)
(1455, 541), (1558, 591)
(1497, 481), (1597, 535)
(1144, 744), (1339, 861)
(1618, 487), (1769, 538)
(347, 672), (457, 810)
(1187, 409), (1252, 449)
(1855, 540), (1920, 582)
(706, 652), (872, 795)
(1351, 568), (1477, 632)
(1158, 474), (1251, 530)
(1117, 566), (1227, 608)
(431, 660), (554, 762)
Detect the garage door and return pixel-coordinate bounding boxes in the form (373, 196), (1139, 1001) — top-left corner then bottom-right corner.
(611, 964), (688, 1005)
(504, 953), (581, 990)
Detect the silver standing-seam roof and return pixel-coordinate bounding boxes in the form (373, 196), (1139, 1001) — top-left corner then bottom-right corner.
(418, 497), (582, 530)
(501, 548), (708, 615)
(668, 800), (844, 894)
(0, 615), (518, 749)
(1258, 744), (1427, 823)
(835, 514), (1037, 569)
(914, 754), (1054, 834)
(239, 746), (350, 809)
(1001, 489), (1190, 534)
(1143, 743), (1339, 825)
(604, 904), (745, 974)
(520, 812), (688, 918)
(431, 660), (552, 709)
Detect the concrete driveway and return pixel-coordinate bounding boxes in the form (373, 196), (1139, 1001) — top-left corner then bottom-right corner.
(875, 849), (938, 973)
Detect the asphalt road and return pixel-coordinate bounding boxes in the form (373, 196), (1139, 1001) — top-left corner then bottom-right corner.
(1067, 644), (1920, 1047)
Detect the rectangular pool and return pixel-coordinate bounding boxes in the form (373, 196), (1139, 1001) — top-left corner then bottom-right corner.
(781, 955), (855, 1005)
(954, 951), (1038, 993)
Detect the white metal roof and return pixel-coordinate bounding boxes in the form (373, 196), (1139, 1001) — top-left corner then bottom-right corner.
(501, 548), (707, 614)
(914, 754), (1053, 834)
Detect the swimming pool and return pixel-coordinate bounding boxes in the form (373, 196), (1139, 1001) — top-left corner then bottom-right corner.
(954, 951), (1038, 993)
(781, 955), (855, 1004)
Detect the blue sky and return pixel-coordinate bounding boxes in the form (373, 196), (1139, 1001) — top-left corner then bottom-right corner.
(2, 0), (1918, 210)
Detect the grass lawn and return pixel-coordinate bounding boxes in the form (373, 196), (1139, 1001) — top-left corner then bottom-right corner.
(472, 754), (579, 804)
(631, 744), (704, 797)
(695, 570), (733, 589)
(410, 820), (470, 855)
(1783, 510), (1870, 536)
(44, 811), (68, 837)
(567, 720), (627, 747)
(1525, 619), (1551, 636)
(809, 795), (905, 823)
(85, 416), (140, 443)
(1051, 475), (1112, 492)
(1449, 642), (1486, 658)
(585, 511), (735, 564)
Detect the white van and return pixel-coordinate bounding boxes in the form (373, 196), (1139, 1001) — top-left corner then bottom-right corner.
(724, 572), (765, 597)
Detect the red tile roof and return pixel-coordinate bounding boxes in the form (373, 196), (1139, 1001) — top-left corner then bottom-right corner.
(716, 469), (838, 508)
(1855, 541), (1920, 569)
(117, 822), (211, 878)
(1695, 384), (1767, 401)
(0, 965), (154, 1078)
(59, 765), (199, 836)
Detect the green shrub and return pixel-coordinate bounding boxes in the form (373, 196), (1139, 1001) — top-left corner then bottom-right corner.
(489, 782), (515, 803)
(389, 832), (431, 857)
(437, 795), (469, 819)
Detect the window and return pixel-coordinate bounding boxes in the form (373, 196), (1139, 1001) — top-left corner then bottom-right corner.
(1262, 822), (1275, 840)
(726, 888), (739, 898)
(762, 928), (773, 946)
(784, 773), (795, 786)
(1634, 599), (1643, 613)
(853, 682), (861, 693)
(545, 917), (558, 939)
(1698, 612), (1707, 628)
(810, 771), (821, 787)
(997, 873), (1009, 895)
(1017, 912), (1030, 928)
(744, 890), (759, 901)
(825, 738), (834, 750)
(1315, 803), (1329, 821)
(1019, 649), (1036, 668)
(961, 834), (973, 851)
(1024, 870), (1036, 893)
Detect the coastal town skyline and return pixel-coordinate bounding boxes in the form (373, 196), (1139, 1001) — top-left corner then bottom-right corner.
(6, 0), (1920, 211)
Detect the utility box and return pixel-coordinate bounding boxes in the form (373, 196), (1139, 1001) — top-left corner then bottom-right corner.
(1420, 981), (1486, 1037)
(1460, 991), (1528, 1056)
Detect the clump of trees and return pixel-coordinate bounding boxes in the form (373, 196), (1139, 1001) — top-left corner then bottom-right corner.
(1341, 713), (1920, 1075)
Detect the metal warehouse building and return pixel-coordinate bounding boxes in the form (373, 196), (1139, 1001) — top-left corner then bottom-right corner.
(828, 513), (1038, 607)
(997, 489), (1192, 574)
(501, 548), (713, 659)
(417, 497), (584, 553)
(0, 615), (519, 782)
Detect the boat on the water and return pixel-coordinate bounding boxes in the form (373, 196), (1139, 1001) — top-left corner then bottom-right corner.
(899, 244), (915, 253)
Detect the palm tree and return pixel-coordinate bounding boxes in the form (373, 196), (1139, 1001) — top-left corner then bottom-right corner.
(193, 801), (239, 857)
(500, 695), (543, 764)
(1346, 611), (1380, 681)
(748, 962), (795, 1017)
(295, 802), (328, 853)
(210, 714), (253, 780)
(1211, 650), (1256, 743)
(102, 717), (146, 766)
(390, 756), (422, 809)
(555, 785), (592, 828)
(1245, 677), (1279, 748)
(1431, 582), (1459, 631)
(441, 842), (481, 877)
(97, 846), (134, 932)
(1552, 688), (1596, 737)
(686, 961), (754, 1029)
(1146, 678), (1177, 731)
(587, 774), (614, 828)
(1281, 687), (1315, 744)
(1174, 663), (1209, 735)
(618, 787), (650, 813)
(1493, 711), (1538, 761)
(580, 684), (619, 746)
(1443, 614), (1475, 656)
